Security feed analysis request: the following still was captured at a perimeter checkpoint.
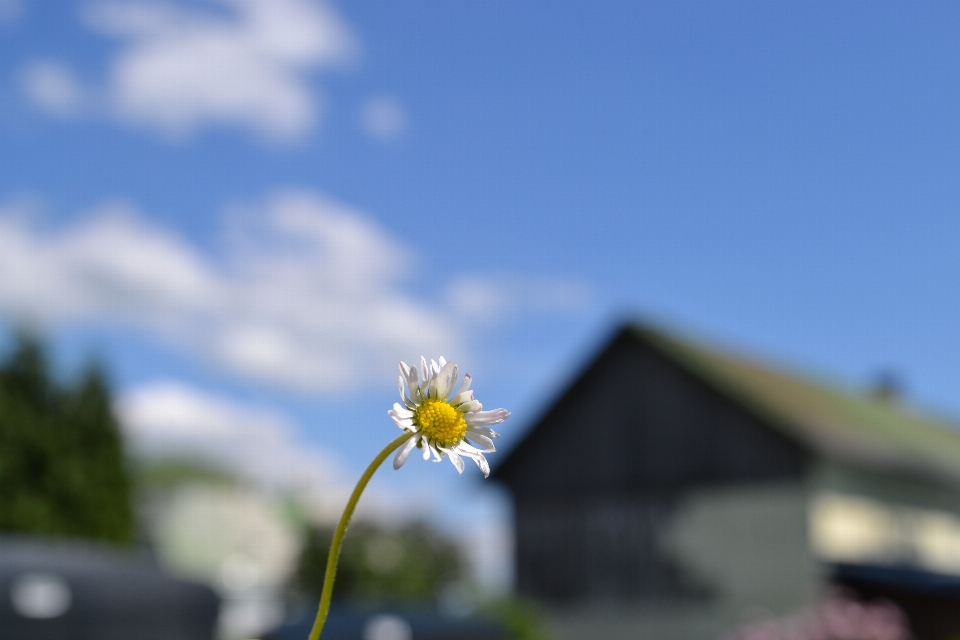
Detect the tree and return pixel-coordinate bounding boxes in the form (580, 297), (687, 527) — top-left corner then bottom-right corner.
(0, 332), (134, 543)
(293, 521), (464, 605)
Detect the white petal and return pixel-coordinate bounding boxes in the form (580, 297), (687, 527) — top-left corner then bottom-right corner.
(399, 361), (411, 378)
(465, 432), (496, 452)
(431, 444), (442, 462)
(464, 408), (510, 426)
(398, 379), (417, 410)
(457, 447), (490, 477)
(422, 436), (432, 460)
(457, 399), (482, 413)
(388, 406), (415, 428)
(441, 447), (465, 474)
(393, 435), (418, 470)
(397, 376), (413, 409)
(453, 373), (472, 399)
(451, 390), (473, 407)
(456, 440), (482, 455)
(428, 360), (444, 399)
(435, 361), (458, 400)
(438, 356), (447, 368)
(475, 455), (490, 477)
(467, 425), (500, 440)
(407, 367), (422, 403)
(390, 403), (413, 418)
(419, 356), (431, 398)
(447, 365), (459, 400)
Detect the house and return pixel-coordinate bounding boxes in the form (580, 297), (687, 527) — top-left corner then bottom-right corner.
(492, 323), (960, 640)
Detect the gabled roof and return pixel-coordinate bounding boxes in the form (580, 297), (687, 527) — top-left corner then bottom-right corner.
(630, 324), (960, 486)
(495, 322), (960, 488)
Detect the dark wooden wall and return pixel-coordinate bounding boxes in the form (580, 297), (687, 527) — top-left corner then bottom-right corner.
(494, 328), (809, 603)
(513, 493), (712, 602)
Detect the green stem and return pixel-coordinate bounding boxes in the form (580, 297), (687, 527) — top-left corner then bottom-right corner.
(307, 432), (412, 640)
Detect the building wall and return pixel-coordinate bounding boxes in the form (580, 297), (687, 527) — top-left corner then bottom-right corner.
(663, 481), (820, 615)
(502, 332), (809, 604)
(544, 600), (728, 640)
(514, 493), (708, 602)
(809, 460), (960, 576)
(537, 482), (821, 640)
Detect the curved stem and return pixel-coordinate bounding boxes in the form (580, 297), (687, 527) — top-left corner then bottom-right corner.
(307, 432), (413, 640)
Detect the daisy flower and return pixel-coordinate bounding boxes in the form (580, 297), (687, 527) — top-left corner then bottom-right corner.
(389, 357), (510, 477)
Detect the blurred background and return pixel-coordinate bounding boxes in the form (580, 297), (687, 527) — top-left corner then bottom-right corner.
(3, 1), (960, 639)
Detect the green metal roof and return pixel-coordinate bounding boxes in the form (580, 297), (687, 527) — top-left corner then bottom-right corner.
(632, 324), (960, 487)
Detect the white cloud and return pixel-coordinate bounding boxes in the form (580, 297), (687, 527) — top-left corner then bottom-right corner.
(0, 202), (221, 332)
(68, 0), (358, 141)
(0, 192), (589, 392)
(359, 96), (406, 141)
(20, 61), (88, 117)
(446, 273), (593, 323)
(118, 380), (332, 485)
(0, 192), (455, 392)
(115, 381), (418, 523)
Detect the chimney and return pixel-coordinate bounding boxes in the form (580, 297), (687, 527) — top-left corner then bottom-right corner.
(871, 370), (902, 403)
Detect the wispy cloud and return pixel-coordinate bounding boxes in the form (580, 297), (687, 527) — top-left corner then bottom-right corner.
(20, 61), (89, 117)
(359, 96), (406, 141)
(0, 192), (589, 392)
(115, 381), (421, 523)
(0, 192), (454, 392)
(446, 273), (593, 323)
(22, 0), (357, 141)
(118, 380), (338, 486)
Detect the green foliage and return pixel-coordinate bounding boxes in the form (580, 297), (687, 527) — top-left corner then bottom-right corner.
(293, 521), (464, 605)
(0, 332), (134, 543)
(481, 597), (552, 640)
(134, 457), (238, 491)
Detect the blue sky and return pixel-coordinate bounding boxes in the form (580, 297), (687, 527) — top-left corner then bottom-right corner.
(3, 0), (960, 589)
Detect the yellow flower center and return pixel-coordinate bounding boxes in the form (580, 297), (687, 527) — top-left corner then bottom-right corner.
(415, 400), (467, 448)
